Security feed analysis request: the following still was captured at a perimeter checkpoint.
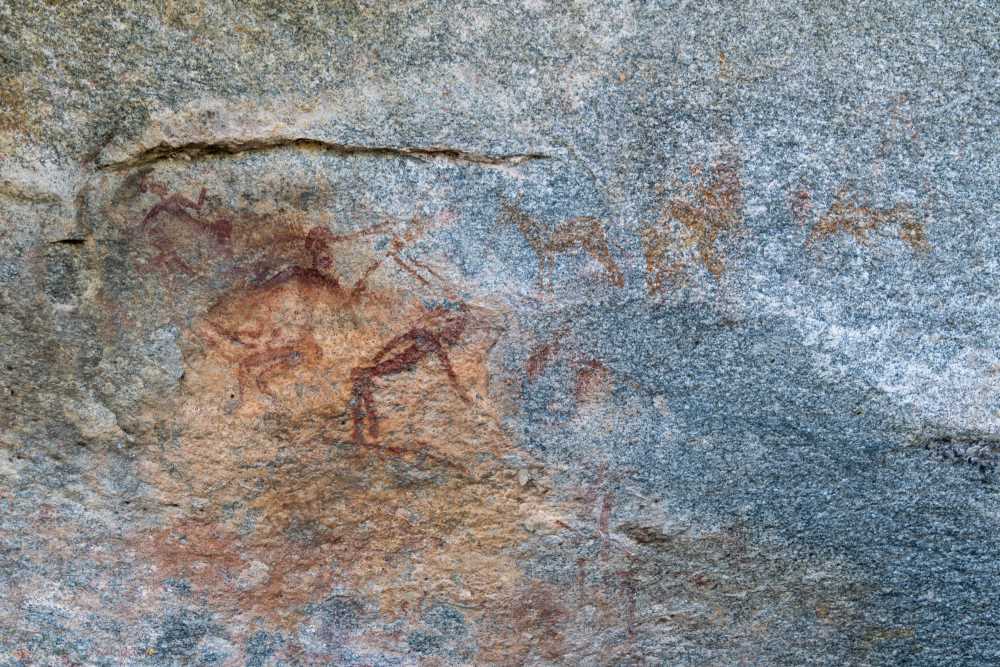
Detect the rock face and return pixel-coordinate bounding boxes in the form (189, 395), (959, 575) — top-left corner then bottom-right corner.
(1, 2), (998, 665)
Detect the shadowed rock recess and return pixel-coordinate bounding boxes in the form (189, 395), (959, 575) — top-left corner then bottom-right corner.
(1, 2), (998, 665)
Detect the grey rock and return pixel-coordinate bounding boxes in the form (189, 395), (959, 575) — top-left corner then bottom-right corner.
(1, 1), (998, 664)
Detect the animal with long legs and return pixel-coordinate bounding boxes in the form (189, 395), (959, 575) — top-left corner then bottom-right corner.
(498, 194), (624, 290)
(641, 153), (744, 295)
(350, 303), (471, 448)
(137, 176), (233, 274)
(194, 222), (391, 406)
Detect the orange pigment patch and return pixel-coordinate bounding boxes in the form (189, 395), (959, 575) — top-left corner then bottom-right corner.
(641, 151), (744, 295)
(805, 186), (930, 252)
(126, 190), (549, 632)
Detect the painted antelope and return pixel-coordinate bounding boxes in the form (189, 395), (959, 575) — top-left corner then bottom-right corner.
(194, 226), (362, 406)
(498, 194), (624, 290)
(349, 303), (472, 448)
(137, 176), (233, 274)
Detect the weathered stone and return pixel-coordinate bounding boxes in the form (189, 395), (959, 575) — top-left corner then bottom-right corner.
(1, 2), (998, 664)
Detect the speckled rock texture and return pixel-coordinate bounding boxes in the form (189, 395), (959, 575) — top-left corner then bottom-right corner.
(1, 2), (998, 665)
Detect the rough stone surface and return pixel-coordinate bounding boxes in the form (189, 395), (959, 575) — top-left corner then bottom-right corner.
(1, 2), (999, 664)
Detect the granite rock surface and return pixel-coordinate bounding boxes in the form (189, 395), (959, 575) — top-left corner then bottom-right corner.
(1, 1), (999, 665)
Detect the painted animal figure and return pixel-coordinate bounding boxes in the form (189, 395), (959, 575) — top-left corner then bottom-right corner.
(196, 224), (385, 406)
(201, 318), (324, 405)
(138, 177), (232, 274)
(498, 194), (624, 289)
(196, 214), (463, 410)
(350, 304), (471, 447)
(641, 154), (743, 295)
(805, 185), (929, 252)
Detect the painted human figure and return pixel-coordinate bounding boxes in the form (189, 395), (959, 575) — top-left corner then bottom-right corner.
(197, 225), (381, 406)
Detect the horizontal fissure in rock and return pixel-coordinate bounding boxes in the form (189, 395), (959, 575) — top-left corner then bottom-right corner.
(96, 137), (551, 171)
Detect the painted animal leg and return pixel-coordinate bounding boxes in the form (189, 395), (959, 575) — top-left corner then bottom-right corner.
(647, 264), (665, 296)
(238, 347), (300, 403)
(392, 254), (431, 287)
(697, 244), (724, 278)
(582, 238), (625, 287)
(350, 370), (377, 446)
(392, 252), (447, 288)
(432, 347), (470, 404)
(254, 351), (302, 401)
(537, 253), (552, 290)
(364, 381), (379, 440)
(235, 361), (253, 405)
(259, 337), (323, 401)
